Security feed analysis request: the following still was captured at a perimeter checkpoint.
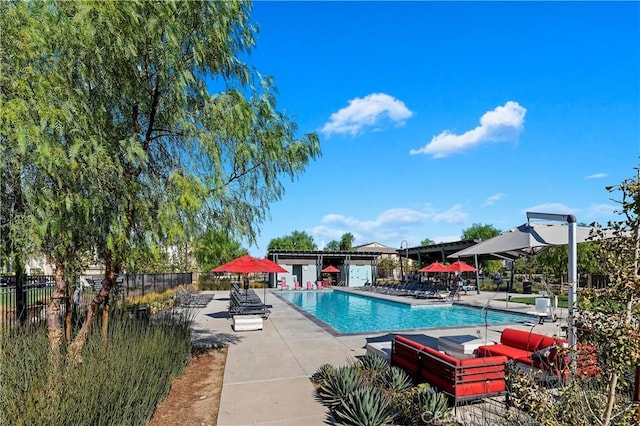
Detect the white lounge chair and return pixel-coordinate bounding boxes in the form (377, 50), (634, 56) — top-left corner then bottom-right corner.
(527, 297), (551, 324)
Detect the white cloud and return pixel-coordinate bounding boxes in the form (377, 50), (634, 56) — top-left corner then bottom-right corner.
(321, 93), (413, 137)
(585, 173), (608, 179)
(312, 205), (469, 247)
(322, 208), (429, 232)
(432, 204), (468, 224)
(482, 193), (506, 207)
(312, 208), (430, 247)
(584, 203), (616, 218)
(410, 101), (527, 158)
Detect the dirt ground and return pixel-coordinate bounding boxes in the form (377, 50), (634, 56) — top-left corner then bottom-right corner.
(148, 347), (227, 426)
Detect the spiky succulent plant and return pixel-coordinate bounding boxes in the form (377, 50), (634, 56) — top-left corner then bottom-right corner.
(381, 366), (413, 394)
(316, 365), (363, 407)
(332, 386), (395, 426)
(414, 385), (451, 424)
(311, 363), (337, 385)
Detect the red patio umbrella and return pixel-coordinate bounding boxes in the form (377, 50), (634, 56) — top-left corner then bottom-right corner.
(443, 260), (477, 272)
(321, 265), (340, 273)
(211, 255), (287, 300)
(211, 254), (287, 274)
(418, 261), (448, 273)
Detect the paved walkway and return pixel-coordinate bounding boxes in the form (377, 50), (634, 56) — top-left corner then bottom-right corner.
(190, 288), (569, 425)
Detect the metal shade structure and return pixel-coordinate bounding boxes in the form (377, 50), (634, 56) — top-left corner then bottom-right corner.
(321, 265), (340, 273)
(443, 260), (477, 272)
(211, 254), (287, 274)
(448, 212), (605, 353)
(448, 222), (597, 261)
(418, 261), (448, 273)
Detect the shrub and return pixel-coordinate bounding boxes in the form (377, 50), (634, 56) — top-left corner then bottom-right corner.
(198, 275), (231, 291)
(0, 311), (192, 425)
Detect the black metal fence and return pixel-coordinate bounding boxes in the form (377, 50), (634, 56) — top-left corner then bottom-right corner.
(0, 272), (193, 330)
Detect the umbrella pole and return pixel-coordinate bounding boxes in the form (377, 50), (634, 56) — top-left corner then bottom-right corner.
(474, 254), (480, 294)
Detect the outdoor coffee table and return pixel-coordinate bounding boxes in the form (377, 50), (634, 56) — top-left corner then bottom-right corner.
(438, 334), (494, 358)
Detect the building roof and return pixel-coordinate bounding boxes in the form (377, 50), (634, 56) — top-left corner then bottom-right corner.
(354, 242), (399, 255)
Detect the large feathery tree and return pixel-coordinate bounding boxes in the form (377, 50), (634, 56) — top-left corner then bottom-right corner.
(1, 0), (320, 368)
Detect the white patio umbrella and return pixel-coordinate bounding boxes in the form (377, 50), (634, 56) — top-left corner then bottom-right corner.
(448, 222), (597, 260)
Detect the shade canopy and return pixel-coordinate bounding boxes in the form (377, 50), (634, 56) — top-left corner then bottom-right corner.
(211, 254), (287, 274)
(418, 262), (448, 273)
(448, 223), (598, 260)
(443, 260), (477, 272)
(321, 265), (340, 273)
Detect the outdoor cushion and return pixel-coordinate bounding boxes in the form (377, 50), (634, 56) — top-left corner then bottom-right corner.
(477, 344), (536, 366)
(499, 328), (547, 352)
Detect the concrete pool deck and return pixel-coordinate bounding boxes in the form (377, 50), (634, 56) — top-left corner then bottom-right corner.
(190, 287), (570, 425)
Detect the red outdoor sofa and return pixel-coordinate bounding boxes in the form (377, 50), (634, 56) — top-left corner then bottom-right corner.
(477, 327), (600, 379)
(391, 335), (508, 404)
(391, 328), (600, 404)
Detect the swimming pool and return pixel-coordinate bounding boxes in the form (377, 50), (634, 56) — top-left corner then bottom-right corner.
(275, 290), (532, 334)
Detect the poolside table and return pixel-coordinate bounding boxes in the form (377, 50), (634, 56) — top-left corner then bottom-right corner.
(438, 334), (495, 359)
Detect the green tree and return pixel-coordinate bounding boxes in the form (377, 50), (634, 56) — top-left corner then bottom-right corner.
(2, 1), (320, 364)
(193, 230), (247, 272)
(536, 240), (602, 285)
(268, 231), (317, 251)
(461, 224), (502, 277)
(377, 258), (397, 278)
(324, 240), (340, 251)
(339, 233), (355, 251)
(461, 223), (501, 241)
(420, 238), (435, 246)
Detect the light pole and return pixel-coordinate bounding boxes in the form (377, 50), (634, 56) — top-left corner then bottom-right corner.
(400, 240), (408, 282)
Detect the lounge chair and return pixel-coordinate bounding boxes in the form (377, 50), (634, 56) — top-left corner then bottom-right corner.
(527, 297), (553, 324)
(416, 286), (459, 301)
(229, 291), (271, 319)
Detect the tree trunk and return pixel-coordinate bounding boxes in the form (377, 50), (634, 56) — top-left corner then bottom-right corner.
(67, 251), (118, 364)
(602, 372), (619, 426)
(14, 252), (26, 326)
(64, 277), (73, 341)
(47, 262), (66, 368)
(101, 302), (109, 348)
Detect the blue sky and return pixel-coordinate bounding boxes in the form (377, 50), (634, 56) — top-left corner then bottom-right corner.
(242, 1), (640, 256)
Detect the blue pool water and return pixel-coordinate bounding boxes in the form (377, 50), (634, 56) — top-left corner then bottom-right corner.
(275, 290), (531, 334)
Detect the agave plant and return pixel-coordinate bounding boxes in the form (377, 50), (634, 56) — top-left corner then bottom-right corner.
(380, 366), (413, 394)
(414, 386), (451, 425)
(358, 353), (390, 385)
(394, 384), (451, 425)
(311, 363), (337, 386)
(333, 386), (395, 426)
(316, 365), (363, 407)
